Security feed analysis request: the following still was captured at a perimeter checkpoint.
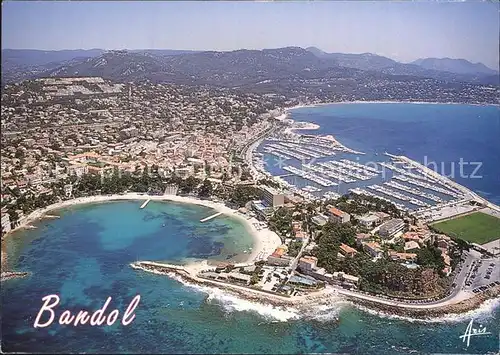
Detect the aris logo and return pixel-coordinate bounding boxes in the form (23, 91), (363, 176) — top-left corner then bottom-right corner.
(458, 319), (492, 348)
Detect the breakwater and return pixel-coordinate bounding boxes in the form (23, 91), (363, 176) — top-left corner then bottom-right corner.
(1, 271), (30, 282)
(130, 261), (312, 307)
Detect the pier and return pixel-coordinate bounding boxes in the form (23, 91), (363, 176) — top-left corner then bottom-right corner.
(140, 199), (151, 209)
(200, 212), (223, 222)
(131, 261), (186, 272)
(43, 214), (61, 219)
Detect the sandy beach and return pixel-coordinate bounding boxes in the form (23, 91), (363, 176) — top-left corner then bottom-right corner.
(3, 193), (282, 265)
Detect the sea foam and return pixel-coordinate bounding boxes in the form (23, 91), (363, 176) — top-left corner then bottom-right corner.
(348, 297), (500, 324)
(165, 272), (346, 322)
(164, 271), (499, 324)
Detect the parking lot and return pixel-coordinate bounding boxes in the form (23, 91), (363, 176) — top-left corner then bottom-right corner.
(464, 258), (499, 290)
(472, 281), (500, 294)
(259, 266), (289, 291)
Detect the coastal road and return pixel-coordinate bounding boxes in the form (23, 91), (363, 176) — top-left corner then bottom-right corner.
(330, 286), (472, 310)
(240, 122), (277, 161)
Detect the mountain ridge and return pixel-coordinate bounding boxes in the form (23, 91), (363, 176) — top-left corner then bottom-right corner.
(2, 47), (498, 87)
(410, 57), (498, 75)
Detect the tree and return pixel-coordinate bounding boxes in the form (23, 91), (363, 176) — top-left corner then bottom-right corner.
(250, 274), (260, 285)
(288, 241), (303, 257)
(417, 244), (445, 272)
(198, 179), (213, 198)
(14, 148), (25, 159)
(179, 176), (200, 194)
(268, 207), (293, 237)
(229, 185), (260, 207)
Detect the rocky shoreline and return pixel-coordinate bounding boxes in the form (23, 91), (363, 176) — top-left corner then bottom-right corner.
(1, 271), (30, 282)
(346, 286), (500, 318)
(130, 261), (338, 308)
(130, 263), (294, 306)
(131, 261), (500, 320)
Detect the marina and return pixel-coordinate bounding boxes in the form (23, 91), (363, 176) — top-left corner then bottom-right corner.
(323, 160), (377, 180)
(340, 159), (381, 174)
(266, 143), (310, 160)
(282, 165), (338, 187)
(304, 163), (356, 183)
(392, 175), (462, 199)
(378, 161), (431, 181)
(302, 185), (322, 193)
(262, 147), (292, 160)
(384, 180), (444, 203)
(276, 142), (323, 158)
(299, 144), (338, 156)
(317, 161), (371, 182)
(265, 133), (364, 156)
(256, 120), (488, 220)
(366, 185), (431, 207)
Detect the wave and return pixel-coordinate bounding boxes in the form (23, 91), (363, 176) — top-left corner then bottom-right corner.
(162, 271), (499, 324)
(301, 302), (347, 322)
(165, 271), (346, 322)
(349, 297), (500, 324)
(166, 272), (300, 321)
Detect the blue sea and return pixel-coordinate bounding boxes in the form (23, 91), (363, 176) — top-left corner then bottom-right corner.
(270, 102), (500, 205)
(2, 199), (499, 354)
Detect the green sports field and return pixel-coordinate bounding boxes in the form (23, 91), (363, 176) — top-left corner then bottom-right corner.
(432, 212), (500, 245)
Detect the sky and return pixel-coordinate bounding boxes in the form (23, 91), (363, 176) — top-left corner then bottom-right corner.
(1, 1), (499, 69)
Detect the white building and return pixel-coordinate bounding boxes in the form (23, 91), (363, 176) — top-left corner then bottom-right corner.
(1, 212), (11, 234)
(379, 218), (405, 238)
(259, 185), (285, 208)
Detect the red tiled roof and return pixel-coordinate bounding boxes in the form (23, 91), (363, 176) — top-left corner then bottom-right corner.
(328, 207), (345, 217)
(340, 243), (357, 255)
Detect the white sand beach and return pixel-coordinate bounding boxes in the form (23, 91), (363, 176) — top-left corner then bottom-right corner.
(5, 193), (282, 264)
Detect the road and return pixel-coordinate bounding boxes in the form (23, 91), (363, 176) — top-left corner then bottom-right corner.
(330, 286), (472, 309)
(240, 121), (277, 161)
(289, 235), (310, 272)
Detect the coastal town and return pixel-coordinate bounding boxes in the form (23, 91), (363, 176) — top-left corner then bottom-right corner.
(3, 0), (500, 352)
(1, 76), (499, 316)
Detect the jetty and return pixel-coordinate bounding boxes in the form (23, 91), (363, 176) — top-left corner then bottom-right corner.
(1, 271), (30, 282)
(43, 214), (60, 219)
(131, 261), (187, 272)
(200, 212), (223, 222)
(140, 199), (151, 209)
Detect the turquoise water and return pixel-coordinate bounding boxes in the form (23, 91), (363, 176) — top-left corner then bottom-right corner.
(285, 103), (500, 205)
(2, 200), (499, 353)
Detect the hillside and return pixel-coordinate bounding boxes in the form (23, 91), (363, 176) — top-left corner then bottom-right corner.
(411, 57), (498, 76)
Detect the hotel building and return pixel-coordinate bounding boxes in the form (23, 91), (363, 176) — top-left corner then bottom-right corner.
(259, 185), (285, 208)
(379, 218), (405, 238)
